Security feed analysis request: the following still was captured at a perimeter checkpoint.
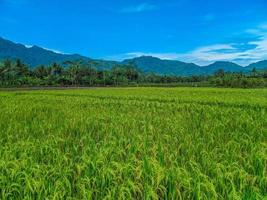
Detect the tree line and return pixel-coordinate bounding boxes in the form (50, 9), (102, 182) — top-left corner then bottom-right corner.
(0, 59), (266, 88)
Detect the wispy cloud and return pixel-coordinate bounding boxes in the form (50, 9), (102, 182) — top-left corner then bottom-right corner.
(181, 24), (267, 66)
(24, 44), (66, 54)
(109, 23), (267, 66)
(42, 47), (65, 54)
(25, 44), (33, 48)
(120, 3), (157, 13)
(108, 52), (182, 61)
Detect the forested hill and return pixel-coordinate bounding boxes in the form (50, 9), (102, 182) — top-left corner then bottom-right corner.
(0, 37), (267, 76)
(0, 37), (93, 66)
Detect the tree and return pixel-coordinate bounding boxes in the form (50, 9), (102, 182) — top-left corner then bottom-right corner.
(112, 66), (122, 86)
(214, 69), (225, 78)
(66, 61), (82, 85)
(0, 60), (11, 75)
(34, 65), (49, 78)
(15, 59), (28, 77)
(51, 63), (63, 76)
(251, 67), (257, 77)
(125, 65), (139, 82)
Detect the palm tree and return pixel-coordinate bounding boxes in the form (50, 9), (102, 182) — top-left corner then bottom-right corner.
(252, 67), (257, 77)
(65, 60), (83, 86)
(51, 63), (63, 76)
(34, 65), (48, 78)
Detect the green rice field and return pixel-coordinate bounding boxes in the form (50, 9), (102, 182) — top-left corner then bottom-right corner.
(0, 88), (266, 199)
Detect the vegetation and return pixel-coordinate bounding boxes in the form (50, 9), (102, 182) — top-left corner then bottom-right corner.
(0, 59), (266, 88)
(0, 88), (266, 199)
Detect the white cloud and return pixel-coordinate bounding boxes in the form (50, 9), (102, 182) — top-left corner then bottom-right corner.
(25, 44), (33, 48)
(106, 52), (177, 61)
(120, 3), (157, 13)
(42, 47), (66, 54)
(109, 23), (267, 66)
(24, 44), (66, 54)
(177, 44), (241, 65)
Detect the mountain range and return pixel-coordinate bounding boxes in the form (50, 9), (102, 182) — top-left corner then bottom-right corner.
(0, 37), (266, 76)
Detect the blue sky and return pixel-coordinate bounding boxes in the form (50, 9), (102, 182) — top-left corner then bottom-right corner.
(0, 0), (267, 65)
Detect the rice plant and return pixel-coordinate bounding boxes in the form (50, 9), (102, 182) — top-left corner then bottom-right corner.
(0, 87), (266, 199)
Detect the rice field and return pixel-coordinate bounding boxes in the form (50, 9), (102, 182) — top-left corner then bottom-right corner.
(0, 87), (266, 199)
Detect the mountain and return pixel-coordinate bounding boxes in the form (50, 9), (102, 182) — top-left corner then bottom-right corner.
(0, 37), (266, 75)
(247, 60), (267, 70)
(0, 37), (92, 66)
(123, 56), (203, 76)
(203, 61), (246, 74)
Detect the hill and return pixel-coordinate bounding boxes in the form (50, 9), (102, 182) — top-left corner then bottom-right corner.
(123, 56), (203, 76)
(0, 37), (92, 66)
(203, 61), (246, 74)
(247, 60), (267, 70)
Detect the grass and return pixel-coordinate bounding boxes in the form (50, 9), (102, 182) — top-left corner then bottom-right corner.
(0, 87), (266, 199)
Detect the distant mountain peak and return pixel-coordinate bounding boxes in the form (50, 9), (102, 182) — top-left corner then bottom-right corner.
(130, 55), (161, 61)
(28, 45), (48, 52)
(30, 45), (41, 49)
(210, 61), (240, 65)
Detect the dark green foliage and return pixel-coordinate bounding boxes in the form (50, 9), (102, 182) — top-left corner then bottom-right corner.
(0, 59), (266, 88)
